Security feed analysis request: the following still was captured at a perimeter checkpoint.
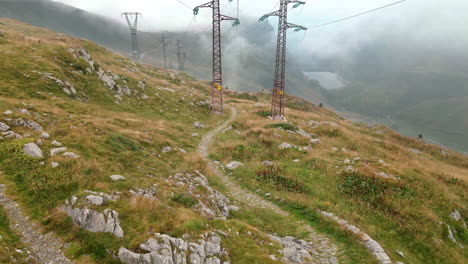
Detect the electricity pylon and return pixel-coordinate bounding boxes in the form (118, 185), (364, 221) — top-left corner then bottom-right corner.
(260, 1), (307, 120)
(122, 12), (142, 60)
(177, 39), (187, 71)
(161, 33), (169, 68)
(194, 0), (240, 114)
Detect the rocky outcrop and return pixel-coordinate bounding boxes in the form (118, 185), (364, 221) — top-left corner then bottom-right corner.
(269, 235), (317, 263)
(64, 197), (124, 238)
(169, 171), (231, 219)
(119, 232), (228, 264)
(12, 118), (43, 131)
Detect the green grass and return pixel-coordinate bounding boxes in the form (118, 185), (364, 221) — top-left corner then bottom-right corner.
(264, 123), (298, 131)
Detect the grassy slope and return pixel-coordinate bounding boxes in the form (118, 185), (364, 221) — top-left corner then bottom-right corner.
(211, 95), (468, 264)
(0, 19), (331, 264)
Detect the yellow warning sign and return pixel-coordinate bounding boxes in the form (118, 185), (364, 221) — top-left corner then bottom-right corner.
(279, 91), (284, 95)
(217, 86), (222, 90)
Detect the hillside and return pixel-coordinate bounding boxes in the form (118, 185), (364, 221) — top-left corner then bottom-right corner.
(0, 0), (325, 105)
(0, 19), (467, 264)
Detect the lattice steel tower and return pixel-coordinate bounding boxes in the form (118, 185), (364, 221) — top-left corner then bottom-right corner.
(122, 12), (142, 60)
(194, 0), (240, 114)
(260, 1), (307, 120)
(177, 39), (187, 71)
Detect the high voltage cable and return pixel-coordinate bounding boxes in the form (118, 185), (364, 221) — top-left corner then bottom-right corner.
(308, 0), (408, 29)
(174, 0), (193, 10)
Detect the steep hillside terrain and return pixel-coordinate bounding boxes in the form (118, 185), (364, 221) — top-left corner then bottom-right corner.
(0, 19), (467, 264)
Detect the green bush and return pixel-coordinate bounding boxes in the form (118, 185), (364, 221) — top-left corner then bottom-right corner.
(171, 194), (198, 208)
(256, 110), (270, 117)
(255, 166), (309, 193)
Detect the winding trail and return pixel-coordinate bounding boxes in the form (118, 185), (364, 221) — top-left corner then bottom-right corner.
(0, 184), (73, 264)
(198, 107), (340, 264)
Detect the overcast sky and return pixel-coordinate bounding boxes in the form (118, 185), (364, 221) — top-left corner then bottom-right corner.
(52, 0), (468, 57)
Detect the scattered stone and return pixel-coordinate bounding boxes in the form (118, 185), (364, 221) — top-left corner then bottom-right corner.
(230, 205), (240, 212)
(110, 175), (127, 182)
(396, 251), (405, 258)
(226, 161), (243, 170)
(441, 150), (449, 158)
(194, 121), (206, 128)
(85, 195), (104, 206)
(262, 160), (274, 166)
(278, 142), (293, 150)
(297, 129), (312, 138)
(51, 162), (59, 168)
(378, 160), (385, 165)
(36, 139), (43, 145)
(375, 172), (397, 180)
(23, 143), (43, 158)
(50, 147), (67, 156)
(0, 122), (9, 131)
(332, 147), (339, 151)
(192, 133), (199, 137)
(293, 159), (300, 163)
(344, 159), (351, 164)
(310, 138), (321, 144)
(12, 118), (43, 131)
(18, 108), (31, 115)
(40, 132), (50, 139)
(162, 146), (172, 153)
(63, 152), (79, 159)
(3, 110), (13, 115)
(2, 131), (22, 139)
(51, 140), (62, 147)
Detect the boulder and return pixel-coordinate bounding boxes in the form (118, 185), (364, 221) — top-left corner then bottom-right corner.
(110, 175), (127, 182)
(226, 161), (243, 170)
(86, 195), (104, 206)
(65, 205), (124, 238)
(51, 140), (62, 147)
(63, 152), (80, 159)
(50, 147), (67, 156)
(194, 121), (206, 128)
(278, 143), (293, 150)
(23, 143), (43, 158)
(0, 122), (9, 131)
(310, 138), (321, 144)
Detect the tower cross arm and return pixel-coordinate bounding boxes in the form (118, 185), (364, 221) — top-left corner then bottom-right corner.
(194, 1), (214, 15)
(259, 10), (280, 21)
(286, 22), (308, 31)
(220, 15), (238, 21)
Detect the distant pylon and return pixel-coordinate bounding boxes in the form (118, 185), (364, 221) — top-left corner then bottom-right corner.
(260, 1), (307, 120)
(161, 33), (169, 68)
(122, 12), (142, 60)
(177, 39), (186, 71)
(194, 1), (240, 114)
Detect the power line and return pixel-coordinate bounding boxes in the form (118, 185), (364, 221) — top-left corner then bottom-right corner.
(309, 0), (408, 29)
(174, 0), (193, 10)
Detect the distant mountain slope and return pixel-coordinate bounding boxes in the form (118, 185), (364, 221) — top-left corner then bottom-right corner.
(0, 0), (129, 50)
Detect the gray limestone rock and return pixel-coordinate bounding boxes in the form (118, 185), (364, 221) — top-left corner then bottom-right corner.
(110, 175), (127, 182)
(50, 147), (67, 156)
(63, 152), (80, 159)
(0, 122), (9, 131)
(23, 143), (43, 158)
